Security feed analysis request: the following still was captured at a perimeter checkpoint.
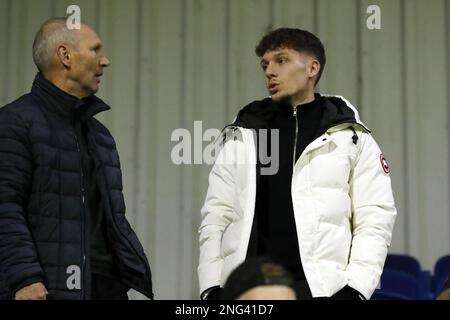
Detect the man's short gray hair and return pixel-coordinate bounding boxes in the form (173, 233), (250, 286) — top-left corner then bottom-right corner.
(32, 18), (80, 73)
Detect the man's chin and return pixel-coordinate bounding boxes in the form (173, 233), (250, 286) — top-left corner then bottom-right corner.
(90, 85), (99, 95)
(271, 94), (292, 106)
(80, 87), (98, 98)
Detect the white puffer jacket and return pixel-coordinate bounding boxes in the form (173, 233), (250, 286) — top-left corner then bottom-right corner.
(198, 95), (397, 299)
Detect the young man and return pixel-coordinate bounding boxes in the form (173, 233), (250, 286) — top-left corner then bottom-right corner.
(198, 28), (397, 300)
(0, 18), (152, 300)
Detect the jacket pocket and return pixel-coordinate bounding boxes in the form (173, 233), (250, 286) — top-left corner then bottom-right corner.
(308, 152), (352, 224)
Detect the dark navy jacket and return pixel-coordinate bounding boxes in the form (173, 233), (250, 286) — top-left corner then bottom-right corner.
(0, 73), (153, 299)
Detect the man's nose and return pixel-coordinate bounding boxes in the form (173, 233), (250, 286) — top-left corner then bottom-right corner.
(101, 55), (110, 67)
(265, 63), (276, 79)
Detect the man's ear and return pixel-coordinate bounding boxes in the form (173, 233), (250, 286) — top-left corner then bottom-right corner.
(56, 44), (72, 68)
(309, 59), (320, 79)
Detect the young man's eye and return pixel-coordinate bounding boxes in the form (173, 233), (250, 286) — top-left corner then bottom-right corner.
(278, 58), (287, 64)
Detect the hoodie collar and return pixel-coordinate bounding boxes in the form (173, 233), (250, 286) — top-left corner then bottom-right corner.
(31, 72), (110, 123)
(319, 94), (370, 132)
(231, 93), (370, 133)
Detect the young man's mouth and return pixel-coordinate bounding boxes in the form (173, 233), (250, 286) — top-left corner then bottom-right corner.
(268, 82), (281, 94)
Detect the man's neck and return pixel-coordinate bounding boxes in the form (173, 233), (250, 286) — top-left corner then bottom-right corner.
(291, 89), (315, 107)
(43, 71), (84, 98)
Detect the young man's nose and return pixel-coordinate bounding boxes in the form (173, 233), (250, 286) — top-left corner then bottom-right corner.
(265, 63), (277, 79)
(264, 66), (275, 79)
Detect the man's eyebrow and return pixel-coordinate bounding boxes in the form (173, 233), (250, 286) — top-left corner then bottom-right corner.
(260, 52), (288, 65)
(273, 52), (288, 58)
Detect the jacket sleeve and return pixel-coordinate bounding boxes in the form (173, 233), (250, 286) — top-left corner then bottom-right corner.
(346, 132), (397, 299)
(198, 135), (240, 295)
(0, 110), (45, 294)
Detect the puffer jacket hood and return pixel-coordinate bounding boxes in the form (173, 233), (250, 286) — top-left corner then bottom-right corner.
(232, 93), (370, 135)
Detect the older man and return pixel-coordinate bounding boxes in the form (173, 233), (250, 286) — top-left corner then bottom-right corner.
(0, 18), (152, 300)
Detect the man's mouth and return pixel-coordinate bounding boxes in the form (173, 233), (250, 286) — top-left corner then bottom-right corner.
(95, 73), (103, 83)
(268, 82), (281, 94)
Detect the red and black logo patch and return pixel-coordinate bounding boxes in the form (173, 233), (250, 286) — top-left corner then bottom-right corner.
(380, 154), (390, 174)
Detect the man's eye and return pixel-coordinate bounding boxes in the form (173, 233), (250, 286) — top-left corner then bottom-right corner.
(278, 58), (286, 64)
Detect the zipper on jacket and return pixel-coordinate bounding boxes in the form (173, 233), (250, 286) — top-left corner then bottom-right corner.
(88, 135), (153, 297)
(293, 106), (298, 168)
(75, 136), (87, 299)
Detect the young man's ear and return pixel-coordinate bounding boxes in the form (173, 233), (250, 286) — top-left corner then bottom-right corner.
(56, 44), (72, 68)
(309, 59), (320, 80)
